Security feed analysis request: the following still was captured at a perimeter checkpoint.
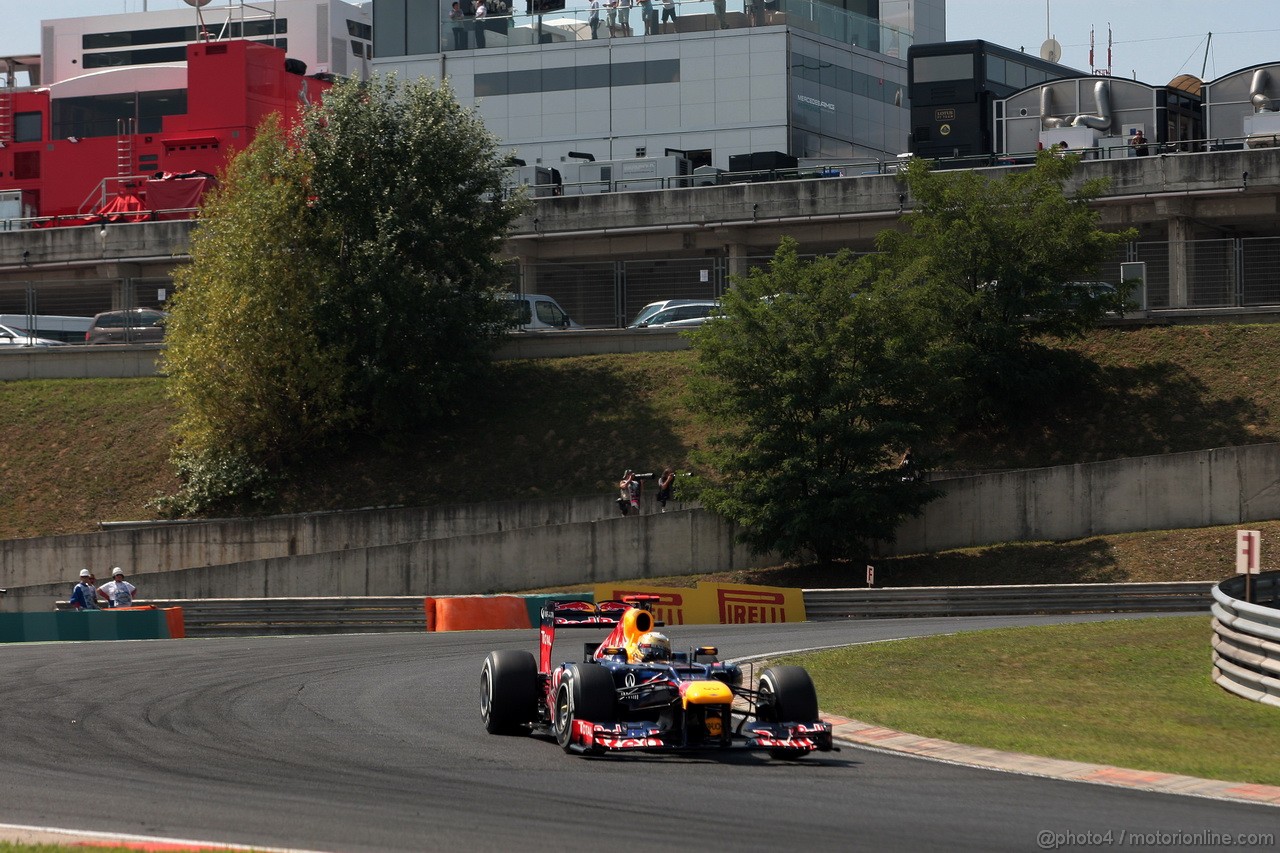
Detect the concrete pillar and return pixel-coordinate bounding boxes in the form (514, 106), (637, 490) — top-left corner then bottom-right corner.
(724, 241), (750, 280)
(1167, 216), (1192, 308)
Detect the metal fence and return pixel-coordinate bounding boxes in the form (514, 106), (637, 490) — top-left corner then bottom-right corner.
(0, 276), (172, 342)
(8, 238), (1280, 338)
(511, 239), (1280, 327)
(804, 582), (1212, 620)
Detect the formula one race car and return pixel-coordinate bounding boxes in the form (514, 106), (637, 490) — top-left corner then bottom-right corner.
(480, 596), (835, 757)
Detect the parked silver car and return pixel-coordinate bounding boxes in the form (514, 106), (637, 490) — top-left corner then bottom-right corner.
(85, 308), (167, 344)
(628, 298), (714, 328)
(628, 300), (721, 329)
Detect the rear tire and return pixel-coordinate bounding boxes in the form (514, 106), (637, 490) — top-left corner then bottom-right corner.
(554, 664), (616, 753)
(481, 650), (538, 735)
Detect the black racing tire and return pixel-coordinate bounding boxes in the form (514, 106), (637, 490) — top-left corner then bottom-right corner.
(554, 663), (616, 753)
(480, 650), (538, 735)
(758, 665), (819, 759)
(758, 665), (819, 723)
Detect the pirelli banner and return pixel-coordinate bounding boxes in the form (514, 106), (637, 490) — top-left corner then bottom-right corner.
(590, 582), (805, 626)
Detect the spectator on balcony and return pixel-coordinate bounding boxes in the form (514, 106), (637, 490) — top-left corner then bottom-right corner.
(638, 0), (657, 35)
(1130, 129), (1149, 157)
(590, 0), (601, 38)
(450, 2), (469, 50)
(474, 0), (487, 48)
(713, 0), (727, 28)
(617, 0), (632, 35)
(660, 0), (676, 32)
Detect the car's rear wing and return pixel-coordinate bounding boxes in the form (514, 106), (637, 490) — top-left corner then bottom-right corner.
(538, 597), (664, 672)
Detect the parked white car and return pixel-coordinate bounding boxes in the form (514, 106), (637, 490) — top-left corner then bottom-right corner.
(503, 294), (583, 331)
(0, 323), (68, 347)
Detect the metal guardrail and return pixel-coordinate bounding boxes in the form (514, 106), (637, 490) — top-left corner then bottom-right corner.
(140, 583), (1213, 637)
(146, 597), (429, 636)
(1210, 572), (1280, 707)
(803, 582), (1212, 620)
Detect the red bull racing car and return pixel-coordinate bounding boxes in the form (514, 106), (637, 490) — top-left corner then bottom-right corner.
(479, 596), (835, 757)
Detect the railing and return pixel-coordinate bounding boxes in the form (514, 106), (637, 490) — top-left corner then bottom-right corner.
(804, 582), (1213, 620)
(137, 583), (1211, 637)
(146, 597), (430, 636)
(1211, 571), (1280, 707)
(437, 0), (910, 57)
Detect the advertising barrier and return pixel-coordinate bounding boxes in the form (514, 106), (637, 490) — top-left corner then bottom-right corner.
(0, 606), (185, 643)
(591, 582), (805, 625)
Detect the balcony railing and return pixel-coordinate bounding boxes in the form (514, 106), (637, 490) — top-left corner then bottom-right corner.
(439, 0), (911, 57)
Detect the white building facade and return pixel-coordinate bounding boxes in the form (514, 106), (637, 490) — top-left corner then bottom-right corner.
(29, 0), (371, 86)
(372, 0), (945, 170)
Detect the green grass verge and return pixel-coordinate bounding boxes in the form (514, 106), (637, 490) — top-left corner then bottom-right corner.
(777, 616), (1280, 786)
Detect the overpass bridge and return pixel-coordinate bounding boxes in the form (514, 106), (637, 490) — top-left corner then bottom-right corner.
(2, 147), (1279, 318)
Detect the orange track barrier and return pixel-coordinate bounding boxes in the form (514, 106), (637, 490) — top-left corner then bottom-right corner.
(163, 606), (186, 639)
(424, 596), (532, 631)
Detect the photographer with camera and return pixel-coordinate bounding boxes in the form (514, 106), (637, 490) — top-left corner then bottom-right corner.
(616, 469), (654, 515)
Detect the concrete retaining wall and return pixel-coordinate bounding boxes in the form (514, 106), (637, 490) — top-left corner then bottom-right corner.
(0, 494), (691, 590)
(3, 444), (1279, 610)
(8, 508), (761, 607)
(886, 444), (1280, 555)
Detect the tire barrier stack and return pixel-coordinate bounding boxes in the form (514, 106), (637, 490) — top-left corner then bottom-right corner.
(803, 582), (1213, 620)
(1211, 571), (1280, 707)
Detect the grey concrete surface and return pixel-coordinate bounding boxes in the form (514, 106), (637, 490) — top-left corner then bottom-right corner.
(0, 616), (1274, 853)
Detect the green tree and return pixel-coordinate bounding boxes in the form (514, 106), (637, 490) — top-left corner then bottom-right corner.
(163, 75), (522, 512)
(878, 151), (1135, 422)
(301, 74), (522, 433)
(164, 117), (353, 509)
(688, 239), (955, 564)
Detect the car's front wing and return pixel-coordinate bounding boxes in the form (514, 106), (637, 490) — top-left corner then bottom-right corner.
(567, 719), (835, 755)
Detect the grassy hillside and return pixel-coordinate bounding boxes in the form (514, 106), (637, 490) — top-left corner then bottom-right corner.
(5, 326), (1280, 569)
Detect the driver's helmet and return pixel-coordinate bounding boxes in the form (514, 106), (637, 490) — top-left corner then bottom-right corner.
(635, 632), (672, 663)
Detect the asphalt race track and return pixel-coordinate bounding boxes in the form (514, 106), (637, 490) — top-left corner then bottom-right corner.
(1, 614), (1275, 852)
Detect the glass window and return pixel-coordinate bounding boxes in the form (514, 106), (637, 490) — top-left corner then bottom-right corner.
(1005, 61), (1026, 89)
(475, 72), (506, 97)
(912, 53), (973, 83)
(14, 112), (42, 143)
(986, 56), (1005, 86)
(612, 63), (645, 86)
(646, 59), (679, 84)
(535, 300), (565, 325)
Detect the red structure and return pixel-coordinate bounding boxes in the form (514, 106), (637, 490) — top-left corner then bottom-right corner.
(0, 39), (330, 225)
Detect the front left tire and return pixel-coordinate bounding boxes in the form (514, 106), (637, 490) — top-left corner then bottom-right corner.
(554, 663), (617, 753)
(481, 650), (538, 735)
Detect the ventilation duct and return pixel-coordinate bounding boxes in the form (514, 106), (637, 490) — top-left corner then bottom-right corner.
(1250, 68), (1274, 113)
(1071, 79), (1112, 131)
(1040, 86), (1066, 128)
